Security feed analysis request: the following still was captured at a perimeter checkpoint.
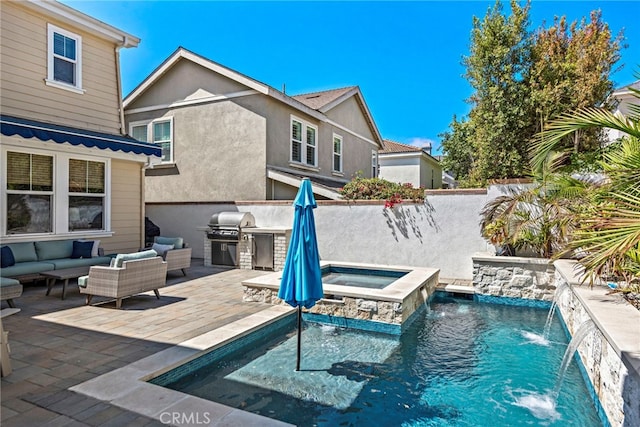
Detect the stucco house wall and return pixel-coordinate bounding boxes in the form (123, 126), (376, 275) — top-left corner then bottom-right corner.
(125, 48), (383, 203)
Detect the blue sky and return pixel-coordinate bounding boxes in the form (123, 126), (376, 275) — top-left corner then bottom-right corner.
(63, 1), (639, 154)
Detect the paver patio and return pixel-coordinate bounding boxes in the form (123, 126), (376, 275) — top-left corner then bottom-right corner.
(1, 260), (274, 426)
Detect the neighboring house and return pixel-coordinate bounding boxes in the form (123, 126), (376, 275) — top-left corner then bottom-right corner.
(378, 139), (443, 189)
(123, 47), (383, 201)
(0, 0), (160, 253)
(606, 80), (640, 143)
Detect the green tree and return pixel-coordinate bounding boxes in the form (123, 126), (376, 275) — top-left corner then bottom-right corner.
(464, 0), (534, 183)
(529, 11), (624, 172)
(439, 116), (474, 183)
(441, 2), (624, 185)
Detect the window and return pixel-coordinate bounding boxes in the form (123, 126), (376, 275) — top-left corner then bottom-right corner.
(290, 116), (317, 167)
(6, 152), (53, 234)
(3, 149), (110, 237)
(372, 150), (378, 177)
(47, 24), (82, 92)
(68, 160), (105, 231)
(333, 134), (343, 172)
(130, 118), (173, 163)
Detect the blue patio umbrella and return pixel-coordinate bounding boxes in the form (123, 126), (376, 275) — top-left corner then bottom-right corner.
(278, 178), (323, 371)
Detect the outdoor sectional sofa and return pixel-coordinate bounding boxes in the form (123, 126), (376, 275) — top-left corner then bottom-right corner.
(0, 240), (112, 279)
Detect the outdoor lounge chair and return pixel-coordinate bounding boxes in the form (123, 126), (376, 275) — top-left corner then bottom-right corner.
(151, 236), (192, 276)
(78, 251), (168, 309)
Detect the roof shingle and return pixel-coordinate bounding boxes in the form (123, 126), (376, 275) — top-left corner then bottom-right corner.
(292, 86), (357, 110)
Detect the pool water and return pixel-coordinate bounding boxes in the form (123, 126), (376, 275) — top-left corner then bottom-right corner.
(161, 294), (604, 426)
(321, 266), (407, 289)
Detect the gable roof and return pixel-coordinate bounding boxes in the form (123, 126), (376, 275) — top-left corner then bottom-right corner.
(380, 139), (423, 154)
(380, 139), (441, 165)
(293, 87), (357, 110)
(123, 47), (383, 148)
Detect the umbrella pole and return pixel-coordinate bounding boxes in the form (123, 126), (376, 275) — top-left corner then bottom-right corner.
(296, 306), (302, 371)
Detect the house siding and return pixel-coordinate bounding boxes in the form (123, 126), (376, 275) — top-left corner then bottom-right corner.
(105, 159), (144, 254)
(0, 1), (121, 133)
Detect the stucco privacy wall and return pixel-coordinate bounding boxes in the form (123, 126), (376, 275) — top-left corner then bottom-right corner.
(144, 186), (532, 279)
(553, 260), (640, 427)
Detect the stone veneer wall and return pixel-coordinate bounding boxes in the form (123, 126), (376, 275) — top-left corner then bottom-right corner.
(243, 273), (438, 325)
(239, 230), (290, 271)
(472, 253), (556, 301)
(554, 263), (640, 427)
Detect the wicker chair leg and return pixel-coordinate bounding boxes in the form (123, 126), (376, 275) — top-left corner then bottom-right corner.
(86, 295), (93, 305)
(181, 268), (187, 276)
(6, 299), (16, 309)
(153, 289), (160, 299)
(116, 298), (122, 309)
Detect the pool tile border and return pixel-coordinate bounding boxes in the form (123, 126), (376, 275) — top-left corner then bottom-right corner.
(70, 305), (296, 427)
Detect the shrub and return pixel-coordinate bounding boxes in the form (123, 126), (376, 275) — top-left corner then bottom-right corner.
(339, 177), (424, 208)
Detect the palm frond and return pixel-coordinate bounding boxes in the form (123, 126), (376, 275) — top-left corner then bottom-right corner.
(531, 107), (640, 172)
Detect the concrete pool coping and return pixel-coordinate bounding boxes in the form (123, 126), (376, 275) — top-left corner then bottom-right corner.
(70, 305), (297, 426)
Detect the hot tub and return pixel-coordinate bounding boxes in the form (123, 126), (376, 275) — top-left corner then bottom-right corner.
(242, 261), (439, 333)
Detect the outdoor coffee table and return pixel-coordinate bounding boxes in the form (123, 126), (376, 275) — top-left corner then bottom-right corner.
(42, 266), (94, 300)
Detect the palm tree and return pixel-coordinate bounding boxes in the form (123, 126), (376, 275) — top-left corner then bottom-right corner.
(530, 77), (640, 285)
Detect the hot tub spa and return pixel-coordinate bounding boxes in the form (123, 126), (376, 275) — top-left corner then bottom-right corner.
(242, 261), (440, 333)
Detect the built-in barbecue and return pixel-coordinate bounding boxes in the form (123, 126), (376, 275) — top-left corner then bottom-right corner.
(206, 212), (256, 267)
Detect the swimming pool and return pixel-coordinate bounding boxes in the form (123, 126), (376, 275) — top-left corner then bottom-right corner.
(152, 293), (605, 426)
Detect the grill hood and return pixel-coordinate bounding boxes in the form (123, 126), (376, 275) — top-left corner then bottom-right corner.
(208, 212), (256, 228)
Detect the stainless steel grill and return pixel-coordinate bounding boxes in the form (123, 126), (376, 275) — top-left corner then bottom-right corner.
(206, 212), (255, 267)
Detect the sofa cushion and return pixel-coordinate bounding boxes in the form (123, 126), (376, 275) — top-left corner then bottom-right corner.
(35, 240), (74, 261)
(151, 243), (174, 258)
(1, 246), (15, 268)
(0, 261), (55, 277)
(1, 276), (22, 301)
(114, 249), (158, 268)
(48, 257), (112, 270)
(71, 241), (94, 259)
(7, 242), (38, 263)
(155, 236), (184, 249)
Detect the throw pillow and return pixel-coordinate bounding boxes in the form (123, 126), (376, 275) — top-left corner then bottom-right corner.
(79, 240), (101, 257)
(71, 241), (94, 259)
(1, 246), (15, 268)
(151, 242), (174, 258)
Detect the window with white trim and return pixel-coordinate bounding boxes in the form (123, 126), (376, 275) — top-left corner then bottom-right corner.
(290, 116), (317, 167)
(68, 159), (105, 231)
(372, 150), (378, 177)
(333, 134), (343, 172)
(130, 118), (174, 163)
(3, 149), (110, 236)
(6, 151), (53, 234)
(47, 24), (82, 92)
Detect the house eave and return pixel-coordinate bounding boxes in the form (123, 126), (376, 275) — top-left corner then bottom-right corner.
(23, 0), (139, 47)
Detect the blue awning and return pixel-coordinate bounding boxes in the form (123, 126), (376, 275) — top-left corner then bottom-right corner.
(1, 115), (161, 157)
